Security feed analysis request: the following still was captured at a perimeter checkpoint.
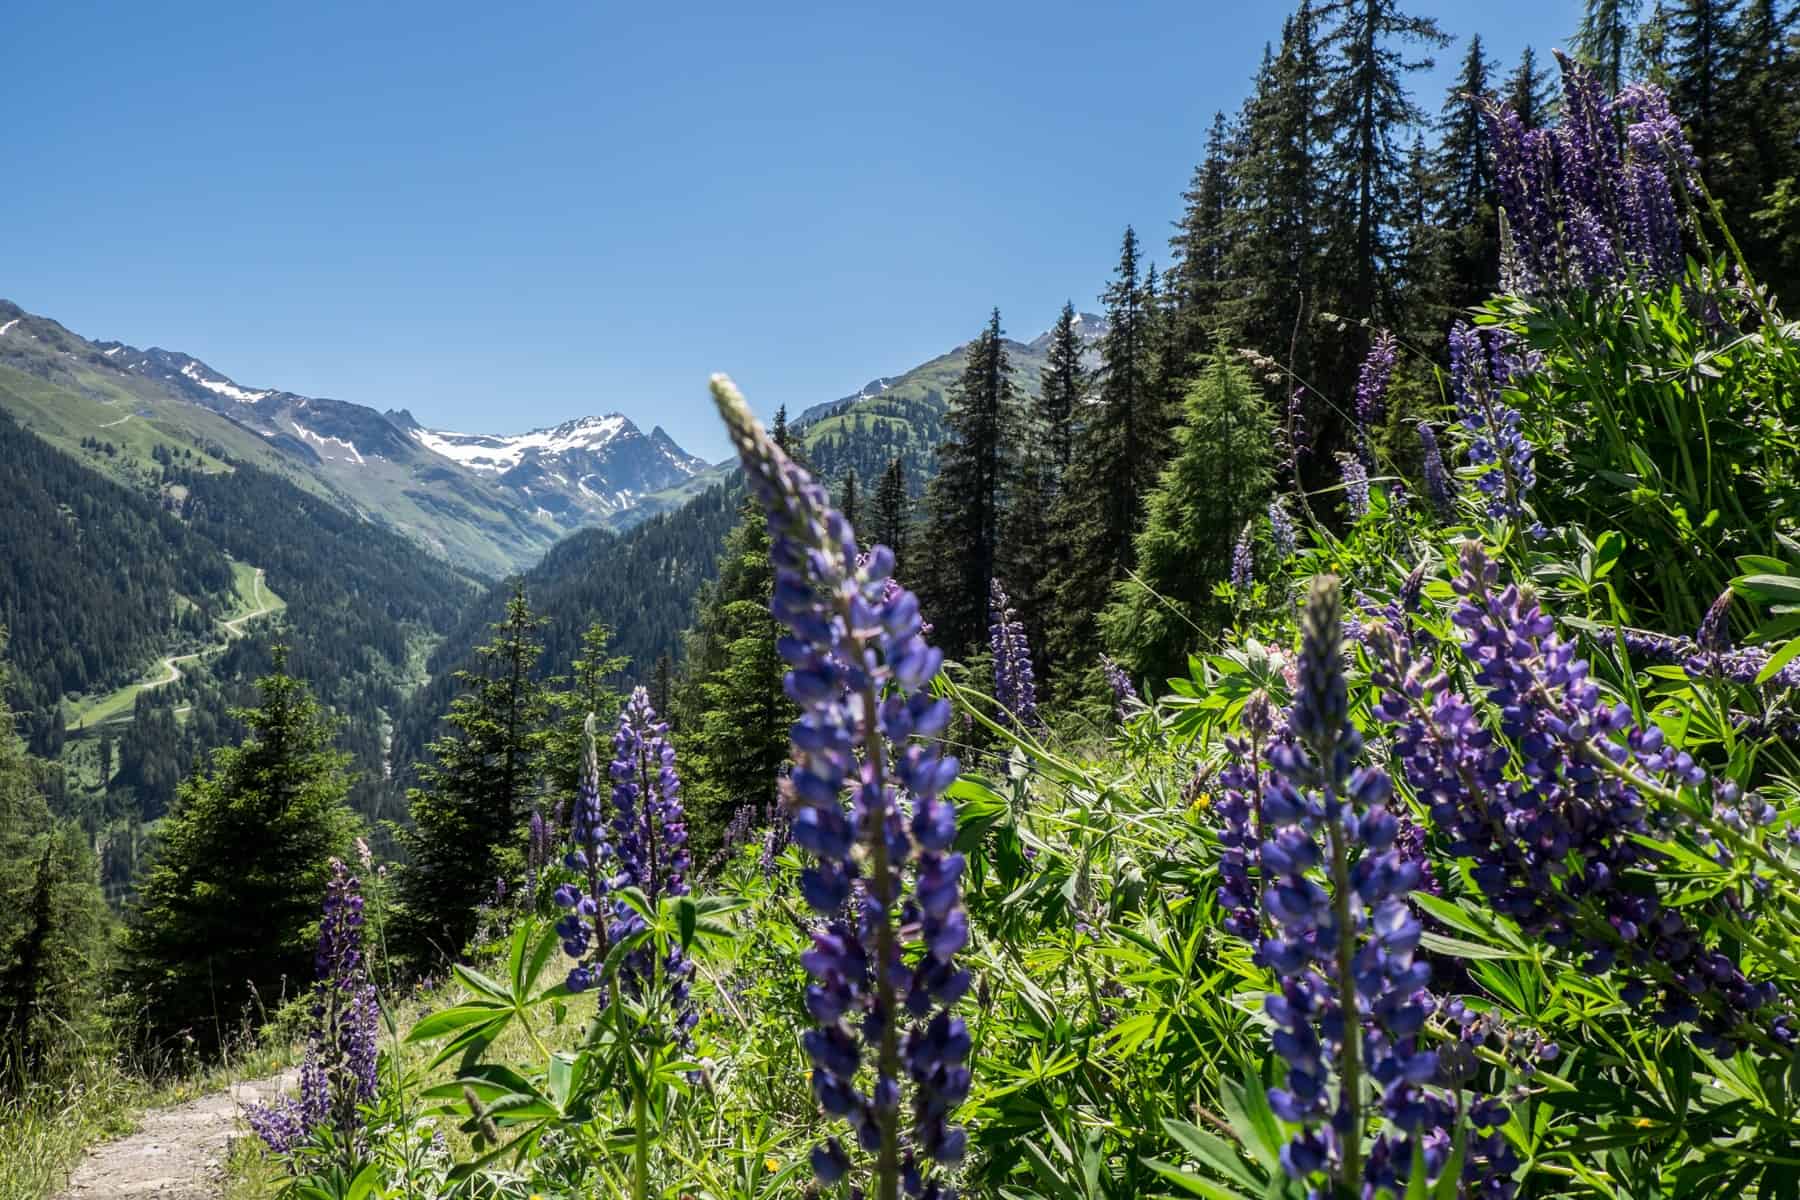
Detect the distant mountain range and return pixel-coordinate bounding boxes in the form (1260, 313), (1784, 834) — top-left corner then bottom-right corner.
(0, 299), (708, 574)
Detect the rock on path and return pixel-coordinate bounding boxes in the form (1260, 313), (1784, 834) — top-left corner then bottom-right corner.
(54, 1072), (295, 1199)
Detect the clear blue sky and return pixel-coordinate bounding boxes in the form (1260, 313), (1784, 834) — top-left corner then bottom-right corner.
(1, 0), (1579, 460)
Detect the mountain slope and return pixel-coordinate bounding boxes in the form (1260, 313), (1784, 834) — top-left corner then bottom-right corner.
(0, 300), (707, 573)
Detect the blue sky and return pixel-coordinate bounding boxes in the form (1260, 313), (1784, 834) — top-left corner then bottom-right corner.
(1, 0), (1579, 460)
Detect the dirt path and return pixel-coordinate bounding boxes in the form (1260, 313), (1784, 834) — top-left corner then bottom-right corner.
(54, 1072), (295, 1200)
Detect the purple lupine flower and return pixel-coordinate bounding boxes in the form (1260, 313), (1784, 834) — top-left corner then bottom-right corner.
(1099, 653), (1138, 721)
(602, 688), (695, 1025)
(1450, 323), (1535, 525)
(711, 375), (971, 1196)
(1230, 521), (1255, 592)
(1416, 422), (1454, 516)
(247, 860), (379, 1157)
(1353, 331), (1398, 468)
(1268, 496), (1296, 560)
(1336, 453), (1370, 521)
(1553, 52), (1625, 231)
(1594, 624), (1800, 691)
(989, 579), (1041, 728)
(1482, 100), (1558, 291)
(1214, 690), (1276, 941)
(1252, 577), (1464, 1193)
(553, 736), (610, 993)
(1369, 542), (1786, 1052)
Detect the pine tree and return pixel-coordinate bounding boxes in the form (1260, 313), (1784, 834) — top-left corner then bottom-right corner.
(1169, 113), (1239, 363)
(1098, 352), (1277, 688)
(394, 586), (548, 965)
(677, 498), (788, 860)
(839, 467), (860, 535)
(920, 309), (1023, 656)
(1319, 0), (1449, 329)
(872, 457), (909, 567)
(1666, 0), (1743, 166)
(651, 653), (674, 722)
(1036, 303), (1087, 483)
(1050, 229), (1166, 684)
(122, 648), (355, 1047)
(542, 621), (629, 801)
(1576, 0), (1645, 91)
(1722, 0), (1800, 300)
(1397, 133), (1450, 340)
(0, 643), (106, 1082)
(1435, 34), (1500, 313)
(1506, 45), (1555, 128)
(1220, 7), (1328, 390)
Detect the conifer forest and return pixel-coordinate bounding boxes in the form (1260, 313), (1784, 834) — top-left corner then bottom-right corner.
(7, 2), (1800, 1198)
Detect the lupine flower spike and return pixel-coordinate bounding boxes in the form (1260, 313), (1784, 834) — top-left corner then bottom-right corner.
(1230, 521), (1255, 593)
(248, 860), (379, 1156)
(989, 579), (1041, 729)
(711, 375), (971, 1200)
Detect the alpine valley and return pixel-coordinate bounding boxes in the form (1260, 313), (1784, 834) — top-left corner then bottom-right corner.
(0, 294), (1103, 880)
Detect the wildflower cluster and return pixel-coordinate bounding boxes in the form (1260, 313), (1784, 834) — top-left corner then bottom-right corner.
(1229, 522), (1255, 593)
(1268, 496), (1296, 561)
(1353, 330), (1397, 468)
(1238, 577), (1519, 1196)
(1484, 53), (1689, 294)
(1449, 322), (1536, 526)
(1368, 542), (1788, 1051)
(248, 860), (379, 1157)
(1099, 653), (1138, 721)
(711, 375), (971, 1199)
(1336, 453), (1370, 520)
(1416, 422), (1453, 516)
(988, 578), (1040, 729)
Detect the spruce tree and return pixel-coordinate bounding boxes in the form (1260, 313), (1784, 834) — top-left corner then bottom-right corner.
(122, 647), (355, 1047)
(1169, 113), (1239, 364)
(873, 457), (910, 567)
(542, 621), (628, 801)
(1506, 46), (1555, 128)
(920, 309), (1023, 656)
(1722, 0), (1800, 299)
(0, 643), (106, 1082)
(1036, 303), (1087, 483)
(395, 586), (548, 965)
(1319, 0), (1449, 330)
(1098, 352), (1277, 688)
(1050, 229), (1166, 685)
(1666, 0), (1742, 166)
(677, 497), (788, 860)
(1220, 7), (1328, 388)
(1435, 34), (1500, 312)
(1576, 0), (1646, 91)
(839, 467), (860, 535)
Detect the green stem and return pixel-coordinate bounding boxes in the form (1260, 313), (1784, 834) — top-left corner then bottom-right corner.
(1325, 807), (1363, 1189)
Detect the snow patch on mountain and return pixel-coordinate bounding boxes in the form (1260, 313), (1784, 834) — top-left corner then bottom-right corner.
(412, 415), (633, 474)
(180, 362), (272, 403)
(290, 421), (367, 465)
(0, 319), (21, 337)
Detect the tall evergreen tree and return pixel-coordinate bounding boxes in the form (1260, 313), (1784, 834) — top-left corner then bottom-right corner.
(1666, 0), (1743, 166)
(1169, 113), (1240, 362)
(1098, 352), (1277, 688)
(0, 641), (106, 1082)
(1222, 10), (1328, 379)
(1435, 34), (1501, 312)
(677, 497), (788, 859)
(839, 467), (860, 535)
(122, 648), (355, 1047)
(395, 586), (548, 965)
(1050, 229), (1166, 684)
(872, 457), (910, 567)
(1723, 0), (1800, 300)
(542, 621), (628, 801)
(1506, 45), (1555, 128)
(1319, 0), (1449, 329)
(1036, 303), (1088, 484)
(1576, 0), (1645, 91)
(920, 309), (1023, 656)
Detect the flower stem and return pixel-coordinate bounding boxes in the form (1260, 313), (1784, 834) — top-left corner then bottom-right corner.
(1326, 809), (1363, 1189)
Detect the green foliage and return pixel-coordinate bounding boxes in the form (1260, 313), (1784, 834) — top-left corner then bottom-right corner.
(1101, 352), (1277, 691)
(1489, 274), (1800, 630)
(121, 648), (357, 1049)
(677, 499), (790, 860)
(395, 588), (549, 968)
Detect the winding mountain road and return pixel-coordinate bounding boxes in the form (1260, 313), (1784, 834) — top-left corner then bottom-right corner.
(138, 569), (277, 695)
